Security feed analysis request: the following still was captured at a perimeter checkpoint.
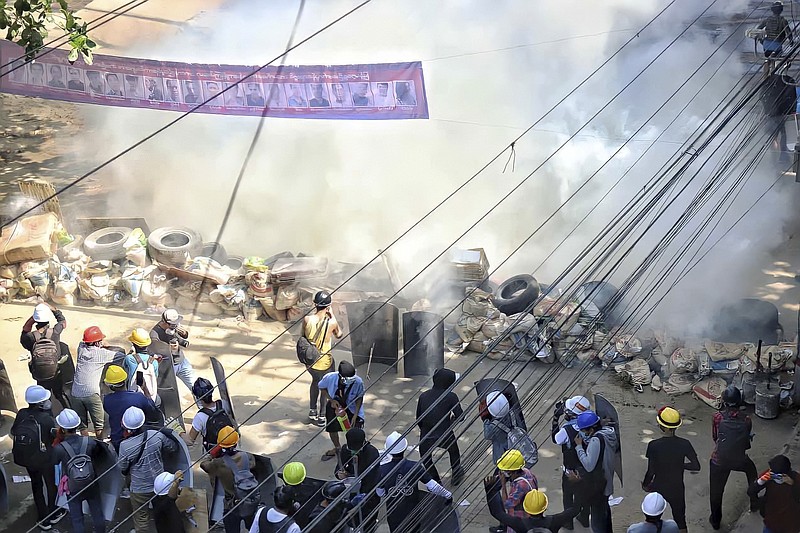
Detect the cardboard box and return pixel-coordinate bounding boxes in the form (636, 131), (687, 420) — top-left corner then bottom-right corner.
(0, 213), (59, 265)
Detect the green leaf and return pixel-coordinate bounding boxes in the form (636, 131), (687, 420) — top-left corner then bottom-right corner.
(67, 47), (77, 62)
(57, 0), (68, 10)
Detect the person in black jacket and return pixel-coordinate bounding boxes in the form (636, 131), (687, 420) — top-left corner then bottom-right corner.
(20, 302), (71, 409)
(551, 395), (591, 529)
(307, 480), (351, 533)
(336, 428), (380, 533)
(484, 475), (579, 532)
(416, 368), (464, 485)
(11, 385), (68, 530)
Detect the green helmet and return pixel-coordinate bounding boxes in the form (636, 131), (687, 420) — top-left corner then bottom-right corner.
(283, 462), (306, 486)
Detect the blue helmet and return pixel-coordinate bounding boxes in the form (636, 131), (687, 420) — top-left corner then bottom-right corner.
(576, 411), (600, 430)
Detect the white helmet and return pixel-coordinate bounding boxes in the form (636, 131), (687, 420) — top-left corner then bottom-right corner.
(25, 385), (51, 404)
(122, 406), (146, 430)
(32, 303), (55, 323)
(154, 472), (176, 496)
(162, 309), (182, 326)
(565, 396), (591, 415)
(385, 431), (408, 455)
(486, 391), (510, 418)
(641, 492), (667, 516)
(56, 409), (81, 430)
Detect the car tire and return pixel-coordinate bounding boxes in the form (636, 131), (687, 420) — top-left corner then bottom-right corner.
(147, 226), (202, 267)
(200, 242), (228, 265)
(224, 255), (244, 270)
(493, 274), (540, 315)
(83, 227), (132, 261)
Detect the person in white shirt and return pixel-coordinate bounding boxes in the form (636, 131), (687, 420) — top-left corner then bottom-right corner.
(250, 486), (301, 533)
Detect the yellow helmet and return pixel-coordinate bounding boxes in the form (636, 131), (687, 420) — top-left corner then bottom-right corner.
(104, 365), (128, 385)
(657, 407), (682, 429)
(283, 462), (307, 486)
(217, 426), (239, 448)
(128, 328), (152, 347)
(522, 490), (548, 515)
(496, 449), (525, 471)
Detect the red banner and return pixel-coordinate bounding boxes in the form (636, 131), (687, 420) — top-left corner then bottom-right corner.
(0, 41), (429, 120)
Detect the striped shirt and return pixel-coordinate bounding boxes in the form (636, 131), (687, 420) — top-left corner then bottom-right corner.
(71, 342), (119, 398)
(119, 430), (177, 494)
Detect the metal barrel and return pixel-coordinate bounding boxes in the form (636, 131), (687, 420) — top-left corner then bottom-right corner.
(755, 382), (780, 419)
(345, 301), (399, 372)
(402, 311), (444, 377)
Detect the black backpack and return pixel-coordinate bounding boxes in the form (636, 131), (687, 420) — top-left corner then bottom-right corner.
(296, 318), (328, 366)
(201, 401), (233, 450)
(30, 329), (59, 381)
(61, 438), (96, 494)
(716, 411), (751, 463)
(12, 414), (50, 468)
(223, 453), (261, 518)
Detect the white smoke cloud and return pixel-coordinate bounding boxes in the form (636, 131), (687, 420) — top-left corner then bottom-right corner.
(65, 0), (789, 328)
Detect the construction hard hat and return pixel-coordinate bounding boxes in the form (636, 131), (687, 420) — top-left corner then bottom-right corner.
(641, 492), (667, 516)
(283, 462), (307, 486)
(576, 411), (600, 430)
(522, 490), (548, 515)
(497, 449), (525, 471)
(565, 396), (591, 415)
(24, 385), (51, 404)
(656, 407), (682, 429)
(486, 391), (510, 418)
(154, 472), (176, 496)
(128, 328), (152, 347)
(32, 303), (55, 323)
(313, 291), (332, 308)
(321, 480), (347, 500)
(217, 426), (239, 448)
(385, 431), (408, 454)
(56, 408), (81, 430)
(83, 325), (105, 343)
(192, 377), (214, 402)
(162, 309), (182, 325)
(122, 406), (146, 430)
(104, 365), (128, 385)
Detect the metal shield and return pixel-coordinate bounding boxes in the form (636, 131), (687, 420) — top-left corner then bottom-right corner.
(594, 393), (623, 487)
(345, 301), (399, 371)
(402, 311), (444, 377)
(211, 357), (237, 425)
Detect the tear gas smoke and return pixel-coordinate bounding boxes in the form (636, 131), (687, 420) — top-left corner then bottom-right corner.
(66, 0), (793, 334)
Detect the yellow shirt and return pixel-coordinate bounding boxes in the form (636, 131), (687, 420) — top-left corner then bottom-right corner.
(304, 315), (332, 370)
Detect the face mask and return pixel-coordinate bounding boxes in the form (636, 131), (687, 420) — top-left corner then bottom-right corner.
(342, 377), (356, 385)
(40, 400), (52, 411)
(165, 328), (176, 336)
(580, 430), (592, 439)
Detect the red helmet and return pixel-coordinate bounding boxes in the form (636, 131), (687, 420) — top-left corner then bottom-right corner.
(83, 326), (105, 343)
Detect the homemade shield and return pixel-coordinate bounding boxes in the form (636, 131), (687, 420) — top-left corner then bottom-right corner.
(0, 358), (18, 415)
(422, 494), (461, 532)
(211, 357), (237, 425)
(0, 461), (8, 516)
(346, 301), (399, 372)
(149, 339), (185, 429)
(474, 378), (526, 431)
(162, 429), (194, 489)
(594, 393), (623, 487)
(175, 487), (209, 533)
(402, 311), (444, 377)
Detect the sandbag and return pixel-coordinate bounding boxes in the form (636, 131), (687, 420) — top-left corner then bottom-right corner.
(0, 265), (17, 279)
(614, 335), (642, 358)
(744, 344), (793, 371)
(274, 284), (299, 311)
(614, 358), (652, 391)
(481, 316), (509, 339)
(52, 280), (77, 298)
(663, 373), (699, 395)
(671, 348), (698, 374)
(693, 377), (728, 409)
(124, 228), (148, 267)
(705, 341), (751, 362)
(462, 288), (494, 317)
(50, 293), (75, 306)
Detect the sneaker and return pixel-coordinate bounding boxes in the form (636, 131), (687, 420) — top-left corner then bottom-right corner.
(120, 488), (131, 499)
(308, 409), (318, 422)
(48, 508), (68, 525)
(315, 416), (326, 427)
(38, 522), (52, 531)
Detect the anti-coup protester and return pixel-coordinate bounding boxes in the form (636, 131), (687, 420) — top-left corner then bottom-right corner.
(708, 386), (759, 530)
(552, 395), (592, 529)
(318, 360), (365, 461)
(181, 377), (233, 451)
(72, 326), (121, 437)
(747, 454), (800, 533)
(102, 365), (160, 452)
(150, 309), (196, 395)
(642, 407), (700, 533)
(302, 291), (343, 426)
(575, 410), (618, 533)
(118, 406), (177, 533)
(20, 302), (71, 409)
(337, 428), (381, 533)
(416, 368), (464, 485)
(11, 385), (68, 530)
(53, 409), (106, 533)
